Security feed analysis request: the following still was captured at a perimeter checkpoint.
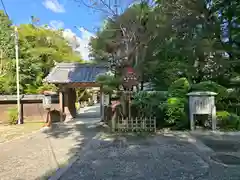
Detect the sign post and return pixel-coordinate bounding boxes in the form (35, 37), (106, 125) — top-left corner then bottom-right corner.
(121, 66), (139, 119)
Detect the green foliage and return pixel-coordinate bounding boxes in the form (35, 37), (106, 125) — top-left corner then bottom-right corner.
(132, 82), (189, 129)
(217, 111), (230, 120)
(36, 83), (58, 94)
(96, 73), (121, 94)
(7, 107), (18, 125)
(191, 81), (228, 100)
(168, 77), (190, 97)
(217, 111), (240, 130)
(76, 88), (93, 102)
(89, 0), (240, 87)
(132, 91), (167, 115)
(0, 11), (15, 59)
(87, 0), (240, 131)
(154, 77), (190, 129)
(132, 91), (168, 127)
(163, 97), (188, 129)
(0, 13), (83, 95)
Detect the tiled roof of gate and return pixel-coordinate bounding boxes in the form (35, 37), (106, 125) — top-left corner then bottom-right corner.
(43, 63), (108, 84)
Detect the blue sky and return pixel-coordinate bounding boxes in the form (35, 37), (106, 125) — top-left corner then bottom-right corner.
(0, 0), (134, 60)
(0, 0), (108, 60)
(2, 0), (103, 33)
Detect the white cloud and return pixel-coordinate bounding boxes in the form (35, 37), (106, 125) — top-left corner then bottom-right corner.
(62, 27), (95, 61)
(43, 0), (65, 13)
(49, 20), (64, 29)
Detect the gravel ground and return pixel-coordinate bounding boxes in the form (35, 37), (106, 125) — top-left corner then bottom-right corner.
(60, 132), (240, 180)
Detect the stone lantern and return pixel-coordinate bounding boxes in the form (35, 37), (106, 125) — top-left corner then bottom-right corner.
(187, 91), (217, 131)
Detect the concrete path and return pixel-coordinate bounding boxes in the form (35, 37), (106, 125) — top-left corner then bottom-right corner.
(0, 104), (102, 180)
(77, 103), (101, 119)
(59, 131), (240, 180)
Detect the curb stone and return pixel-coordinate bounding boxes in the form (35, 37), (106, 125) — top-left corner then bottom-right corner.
(48, 132), (103, 180)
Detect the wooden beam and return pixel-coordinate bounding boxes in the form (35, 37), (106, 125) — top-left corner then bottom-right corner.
(64, 82), (101, 88)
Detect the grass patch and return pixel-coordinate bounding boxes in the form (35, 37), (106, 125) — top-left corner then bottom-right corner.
(0, 121), (44, 143)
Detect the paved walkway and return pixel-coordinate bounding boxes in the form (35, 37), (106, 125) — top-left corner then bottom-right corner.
(0, 105), (102, 180)
(60, 131), (240, 180)
(77, 103), (101, 119)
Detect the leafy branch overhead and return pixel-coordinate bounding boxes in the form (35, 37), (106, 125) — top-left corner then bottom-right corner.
(89, 0), (240, 89)
(0, 11), (83, 94)
(96, 73), (121, 94)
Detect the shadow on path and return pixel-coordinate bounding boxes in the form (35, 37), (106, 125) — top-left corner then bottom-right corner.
(32, 105), (104, 180)
(31, 121), (106, 180)
(58, 131), (240, 180)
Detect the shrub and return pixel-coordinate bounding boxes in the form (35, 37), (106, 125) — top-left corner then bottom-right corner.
(217, 111), (240, 130)
(7, 107), (18, 125)
(161, 77), (190, 129)
(132, 91), (168, 127)
(162, 97), (188, 129)
(168, 77), (190, 97)
(37, 83), (58, 94)
(133, 91), (167, 106)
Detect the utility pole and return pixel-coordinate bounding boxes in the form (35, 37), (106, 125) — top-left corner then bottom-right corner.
(14, 26), (22, 124)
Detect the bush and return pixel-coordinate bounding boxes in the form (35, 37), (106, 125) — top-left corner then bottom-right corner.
(133, 91), (167, 106)
(168, 77), (190, 97)
(162, 97), (189, 129)
(217, 111), (240, 130)
(7, 107), (18, 125)
(37, 83), (58, 94)
(162, 78), (190, 129)
(132, 91), (168, 126)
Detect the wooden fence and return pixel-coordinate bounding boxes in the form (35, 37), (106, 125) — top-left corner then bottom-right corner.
(116, 117), (156, 132)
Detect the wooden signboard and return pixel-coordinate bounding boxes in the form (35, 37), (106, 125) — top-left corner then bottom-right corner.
(122, 67), (139, 89)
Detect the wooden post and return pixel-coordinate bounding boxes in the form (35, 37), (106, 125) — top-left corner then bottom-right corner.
(100, 86), (104, 121)
(59, 91), (64, 122)
(68, 88), (77, 118)
(128, 91), (131, 120)
(46, 108), (52, 127)
(20, 103), (24, 123)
